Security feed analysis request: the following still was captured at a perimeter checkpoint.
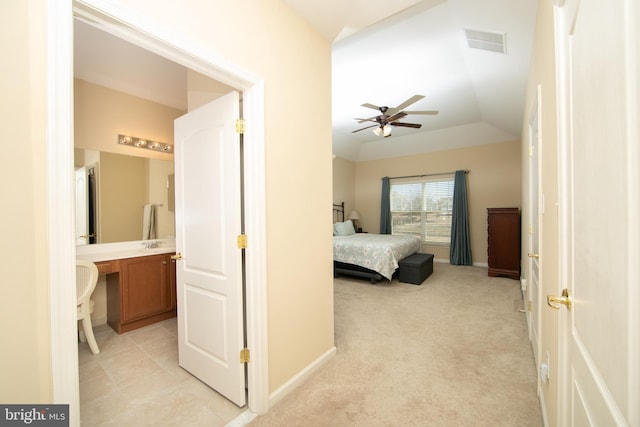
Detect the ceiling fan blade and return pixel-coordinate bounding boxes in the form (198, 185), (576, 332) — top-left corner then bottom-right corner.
(361, 103), (382, 111)
(402, 110), (439, 115)
(393, 95), (426, 113)
(355, 116), (379, 124)
(390, 122), (422, 129)
(352, 124), (379, 133)
(386, 111), (407, 122)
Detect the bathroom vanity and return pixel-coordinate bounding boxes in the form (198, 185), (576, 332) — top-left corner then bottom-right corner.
(77, 239), (177, 333)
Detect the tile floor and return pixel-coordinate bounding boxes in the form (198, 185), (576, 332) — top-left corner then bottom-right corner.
(78, 318), (246, 426)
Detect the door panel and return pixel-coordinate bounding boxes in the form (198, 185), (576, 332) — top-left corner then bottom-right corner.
(556, 0), (638, 424)
(174, 91), (245, 407)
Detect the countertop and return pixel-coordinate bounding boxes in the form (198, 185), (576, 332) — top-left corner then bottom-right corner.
(76, 238), (176, 263)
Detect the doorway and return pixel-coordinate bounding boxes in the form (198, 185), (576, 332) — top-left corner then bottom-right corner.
(47, 2), (268, 424)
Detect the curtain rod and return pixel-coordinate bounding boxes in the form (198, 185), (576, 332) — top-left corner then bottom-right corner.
(388, 170), (469, 180)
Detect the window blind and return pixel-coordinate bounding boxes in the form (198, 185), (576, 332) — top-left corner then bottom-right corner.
(390, 174), (455, 245)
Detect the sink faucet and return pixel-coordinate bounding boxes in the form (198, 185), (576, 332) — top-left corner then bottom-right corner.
(142, 240), (160, 249)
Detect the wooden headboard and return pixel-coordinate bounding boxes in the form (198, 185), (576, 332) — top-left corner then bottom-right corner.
(333, 202), (345, 223)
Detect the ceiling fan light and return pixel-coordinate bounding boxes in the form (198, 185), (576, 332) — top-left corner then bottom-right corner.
(383, 125), (392, 137)
(373, 127), (383, 136)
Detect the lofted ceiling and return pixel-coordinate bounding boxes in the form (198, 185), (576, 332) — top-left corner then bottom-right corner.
(75, 0), (538, 163)
(286, 0), (538, 161)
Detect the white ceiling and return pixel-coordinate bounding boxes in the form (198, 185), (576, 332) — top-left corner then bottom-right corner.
(74, 0), (538, 162)
(314, 0), (538, 161)
(74, 19), (189, 110)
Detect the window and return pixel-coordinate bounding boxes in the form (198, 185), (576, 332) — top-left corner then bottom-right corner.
(390, 174), (455, 245)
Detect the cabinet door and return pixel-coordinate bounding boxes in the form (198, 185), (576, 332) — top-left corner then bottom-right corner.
(121, 255), (169, 322)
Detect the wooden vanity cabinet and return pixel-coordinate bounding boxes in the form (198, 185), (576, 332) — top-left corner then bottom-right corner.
(106, 253), (177, 333)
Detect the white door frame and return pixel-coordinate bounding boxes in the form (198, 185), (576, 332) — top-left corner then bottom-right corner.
(527, 85), (542, 374)
(47, 1), (268, 425)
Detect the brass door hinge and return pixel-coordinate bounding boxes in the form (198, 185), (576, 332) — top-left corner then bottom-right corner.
(240, 348), (250, 363)
(528, 300), (533, 311)
(235, 118), (246, 134)
(237, 234), (247, 249)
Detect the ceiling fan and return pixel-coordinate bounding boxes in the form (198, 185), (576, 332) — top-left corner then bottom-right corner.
(352, 94), (438, 137)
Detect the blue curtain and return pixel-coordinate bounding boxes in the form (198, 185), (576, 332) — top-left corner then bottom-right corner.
(380, 177), (392, 234)
(450, 170), (472, 265)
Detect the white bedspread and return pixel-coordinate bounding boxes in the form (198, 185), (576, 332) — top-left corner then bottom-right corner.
(333, 233), (422, 280)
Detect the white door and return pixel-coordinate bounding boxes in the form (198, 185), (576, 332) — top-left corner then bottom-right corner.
(555, 0), (639, 425)
(174, 91), (246, 407)
(75, 167), (89, 246)
(527, 88), (541, 368)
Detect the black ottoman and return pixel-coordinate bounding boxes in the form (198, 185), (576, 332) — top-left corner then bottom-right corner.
(399, 253), (434, 285)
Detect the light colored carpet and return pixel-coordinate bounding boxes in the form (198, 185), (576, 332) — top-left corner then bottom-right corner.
(249, 263), (542, 427)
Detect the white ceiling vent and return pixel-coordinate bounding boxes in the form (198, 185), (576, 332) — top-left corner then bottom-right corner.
(464, 29), (506, 54)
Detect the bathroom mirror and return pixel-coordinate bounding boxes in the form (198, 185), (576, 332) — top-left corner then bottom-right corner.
(75, 148), (175, 245)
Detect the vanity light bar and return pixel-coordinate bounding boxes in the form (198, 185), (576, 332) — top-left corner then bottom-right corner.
(118, 134), (173, 153)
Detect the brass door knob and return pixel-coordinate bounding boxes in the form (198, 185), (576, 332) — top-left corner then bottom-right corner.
(547, 288), (572, 311)
(171, 253), (183, 260)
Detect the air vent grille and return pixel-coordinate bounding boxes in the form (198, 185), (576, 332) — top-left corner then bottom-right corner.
(464, 29), (506, 54)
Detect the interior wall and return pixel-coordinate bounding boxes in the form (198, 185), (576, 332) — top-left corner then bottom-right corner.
(99, 152), (148, 242)
(3, 0), (336, 405)
(85, 0), (335, 394)
(186, 69), (235, 111)
(0, 0), (51, 402)
(74, 79), (182, 159)
(354, 141), (521, 263)
(521, 0), (560, 423)
(332, 156), (356, 221)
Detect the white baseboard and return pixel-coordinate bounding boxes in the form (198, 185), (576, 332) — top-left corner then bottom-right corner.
(225, 410), (257, 427)
(538, 382), (549, 427)
(268, 346), (337, 409)
(433, 258), (488, 268)
(92, 316), (108, 326)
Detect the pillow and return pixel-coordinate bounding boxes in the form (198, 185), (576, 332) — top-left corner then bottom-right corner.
(334, 220), (356, 236)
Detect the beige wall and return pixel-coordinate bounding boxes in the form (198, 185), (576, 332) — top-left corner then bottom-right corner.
(75, 79), (181, 160)
(332, 156), (356, 222)
(1, 0), (333, 404)
(352, 141), (521, 263)
(186, 69), (235, 111)
(0, 1), (51, 402)
(521, 0), (560, 424)
(99, 153), (149, 242)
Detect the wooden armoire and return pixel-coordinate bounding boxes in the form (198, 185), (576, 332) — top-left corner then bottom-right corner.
(487, 208), (520, 280)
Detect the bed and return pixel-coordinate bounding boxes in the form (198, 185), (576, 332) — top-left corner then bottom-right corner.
(332, 203), (421, 283)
